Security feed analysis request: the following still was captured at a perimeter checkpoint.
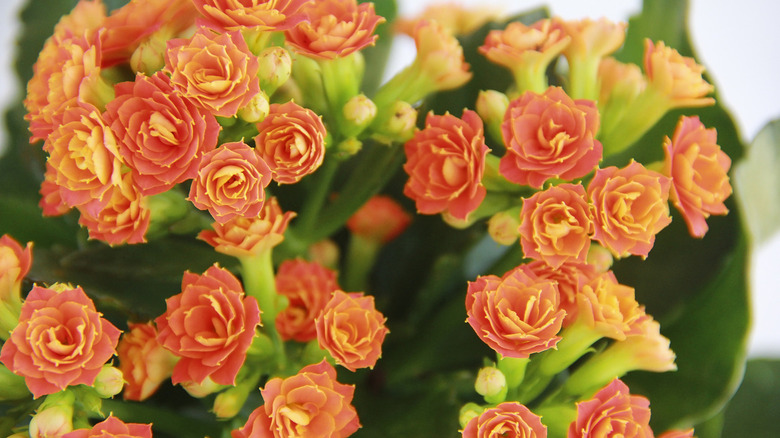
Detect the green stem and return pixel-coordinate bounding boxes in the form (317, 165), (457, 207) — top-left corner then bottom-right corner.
(599, 88), (669, 156)
(295, 155), (340, 236)
(343, 235), (381, 292)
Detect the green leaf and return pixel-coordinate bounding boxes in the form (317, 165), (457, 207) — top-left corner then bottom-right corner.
(733, 119), (780, 244)
(721, 359), (780, 437)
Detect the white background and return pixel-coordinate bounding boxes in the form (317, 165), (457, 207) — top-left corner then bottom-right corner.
(0, 0), (777, 356)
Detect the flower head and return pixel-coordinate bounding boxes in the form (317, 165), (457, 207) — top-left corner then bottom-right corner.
(663, 116), (732, 237)
(500, 86), (602, 188)
(346, 195), (412, 244)
(403, 110), (490, 220)
(63, 415), (152, 438)
(285, 0), (385, 60)
(394, 3), (499, 37)
(466, 264), (565, 358)
(588, 161), (672, 258)
(644, 39), (715, 107)
(0, 234), (32, 300)
(524, 260), (600, 327)
(316, 291), (389, 371)
(410, 19), (472, 93)
(188, 142), (273, 224)
(0, 284), (121, 398)
(155, 264), (261, 385)
(462, 402), (547, 438)
(193, 0), (309, 32)
(117, 322), (178, 401)
(77, 173), (151, 246)
(276, 259), (341, 342)
(253, 101), (327, 184)
(568, 378), (653, 438)
(575, 272), (646, 341)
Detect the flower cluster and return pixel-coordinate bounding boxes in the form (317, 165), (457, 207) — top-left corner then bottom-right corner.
(0, 0), (739, 437)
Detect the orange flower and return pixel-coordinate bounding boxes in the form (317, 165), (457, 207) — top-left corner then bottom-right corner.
(575, 272), (646, 341)
(524, 260), (599, 327)
(466, 264), (565, 358)
(275, 259), (340, 342)
(568, 378), (653, 438)
(663, 116), (731, 238)
(198, 197), (296, 258)
(117, 322), (178, 401)
(644, 39), (714, 107)
(411, 20), (472, 92)
(394, 3), (499, 37)
(519, 183), (594, 269)
(104, 72), (220, 196)
(588, 161), (672, 258)
(231, 405), (273, 438)
(285, 0), (385, 60)
(62, 415), (152, 438)
(658, 429), (695, 438)
(257, 360), (360, 437)
(558, 17), (626, 61)
(100, 0), (199, 68)
(346, 195), (412, 244)
(155, 264), (261, 385)
(253, 101), (327, 184)
(188, 142), (273, 224)
(77, 173), (150, 246)
(403, 110), (490, 220)
(165, 27), (260, 117)
(193, 0), (309, 32)
(462, 402), (547, 438)
(315, 290), (389, 371)
(500, 86), (602, 188)
(0, 284), (121, 399)
(0, 234), (32, 292)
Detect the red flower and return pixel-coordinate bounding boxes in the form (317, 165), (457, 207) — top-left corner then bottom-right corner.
(155, 264), (261, 385)
(403, 110), (490, 220)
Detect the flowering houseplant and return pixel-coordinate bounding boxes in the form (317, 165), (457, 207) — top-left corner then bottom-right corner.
(0, 0), (772, 436)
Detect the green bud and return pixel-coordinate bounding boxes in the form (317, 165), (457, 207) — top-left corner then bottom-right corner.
(238, 90), (270, 124)
(459, 402), (484, 428)
(257, 46), (292, 95)
(475, 366), (507, 404)
(93, 366), (124, 398)
(29, 405), (74, 438)
(213, 385), (252, 419)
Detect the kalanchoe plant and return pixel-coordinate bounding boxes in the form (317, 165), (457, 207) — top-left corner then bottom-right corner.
(0, 0), (763, 437)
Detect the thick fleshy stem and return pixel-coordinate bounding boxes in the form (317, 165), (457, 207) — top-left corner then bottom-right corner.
(599, 88), (669, 156)
(343, 234), (380, 292)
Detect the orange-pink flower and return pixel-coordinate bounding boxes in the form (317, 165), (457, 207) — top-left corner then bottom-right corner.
(519, 183), (594, 268)
(568, 378), (653, 438)
(466, 264), (565, 358)
(524, 260), (599, 327)
(0, 284), (121, 399)
(252, 360), (360, 438)
(588, 161), (672, 258)
(346, 195), (412, 244)
(575, 271), (646, 341)
(193, 0), (309, 32)
(462, 402), (547, 438)
(411, 20), (473, 92)
(663, 116), (732, 238)
(188, 142), (273, 224)
(394, 3), (499, 37)
(165, 27), (260, 118)
(275, 259), (340, 342)
(104, 72), (220, 196)
(77, 173), (150, 246)
(657, 429), (695, 438)
(253, 101), (327, 184)
(285, 0), (385, 60)
(62, 415), (152, 438)
(0, 234), (32, 292)
(315, 290), (389, 371)
(500, 86), (602, 188)
(644, 39), (714, 108)
(403, 110), (490, 220)
(155, 264), (261, 385)
(198, 197), (296, 258)
(117, 322), (178, 401)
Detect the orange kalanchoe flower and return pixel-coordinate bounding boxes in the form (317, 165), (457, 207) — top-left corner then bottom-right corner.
(117, 322), (178, 402)
(519, 183), (594, 269)
(316, 290), (389, 371)
(165, 27), (260, 118)
(462, 402), (547, 438)
(0, 284), (121, 399)
(77, 173), (150, 245)
(105, 72), (220, 196)
(644, 39), (715, 108)
(588, 161), (672, 258)
(466, 264), (565, 359)
(275, 259), (340, 342)
(285, 0), (385, 60)
(198, 197), (296, 258)
(189, 142), (273, 224)
(403, 110), (490, 221)
(254, 101), (327, 184)
(233, 360), (360, 438)
(193, 0), (309, 32)
(575, 271), (646, 341)
(0, 234), (32, 292)
(500, 86), (602, 189)
(155, 264), (261, 386)
(62, 415), (152, 438)
(568, 378), (653, 438)
(412, 20), (473, 92)
(346, 195), (412, 244)
(664, 116), (732, 238)
(394, 2), (500, 37)
(524, 260), (600, 327)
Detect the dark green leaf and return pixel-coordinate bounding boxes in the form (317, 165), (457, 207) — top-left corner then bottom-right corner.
(721, 359), (780, 438)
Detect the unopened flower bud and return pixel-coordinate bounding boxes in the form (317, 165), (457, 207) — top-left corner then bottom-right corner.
(336, 138), (363, 157)
(308, 239), (340, 269)
(181, 376), (223, 398)
(372, 100), (417, 144)
(130, 33), (168, 76)
(341, 94), (377, 137)
(459, 402), (484, 428)
(586, 243), (613, 272)
(475, 366), (507, 403)
(238, 90), (270, 123)
(93, 366), (124, 398)
(213, 385), (251, 419)
(476, 89), (509, 143)
(487, 210), (521, 245)
(29, 405), (73, 438)
(258, 46), (292, 95)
